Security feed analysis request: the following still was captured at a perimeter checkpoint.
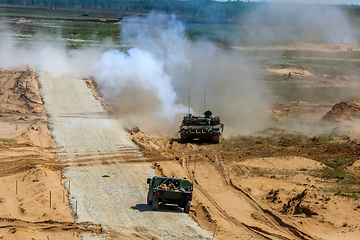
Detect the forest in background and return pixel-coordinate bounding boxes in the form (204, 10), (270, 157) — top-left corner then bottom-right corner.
(1, 0), (360, 21)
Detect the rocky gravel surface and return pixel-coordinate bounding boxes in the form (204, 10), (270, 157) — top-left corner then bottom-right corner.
(38, 72), (213, 239)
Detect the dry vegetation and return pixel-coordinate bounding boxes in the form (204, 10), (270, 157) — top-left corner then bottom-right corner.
(1, 43), (360, 239)
(124, 46), (360, 239)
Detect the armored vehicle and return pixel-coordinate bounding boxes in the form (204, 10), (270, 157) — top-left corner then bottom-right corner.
(146, 176), (193, 213)
(179, 110), (223, 143)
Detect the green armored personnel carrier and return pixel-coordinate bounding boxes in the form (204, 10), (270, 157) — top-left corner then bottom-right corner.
(146, 176), (193, 213)
(179, 110), (224, 143)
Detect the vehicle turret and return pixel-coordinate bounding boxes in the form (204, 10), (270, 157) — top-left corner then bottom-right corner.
(179, 110), (223, 143)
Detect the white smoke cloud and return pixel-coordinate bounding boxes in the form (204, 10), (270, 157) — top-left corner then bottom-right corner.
(298, 5), (358, 44)
(94, 12), (194, 121)
(0, 22), (104, 75)
(94, 47), (189, 120)
(240, 3), (358, 45)
(94, 12), (274, 136)
(0, 12), (277, 136)
(1, 6), (360, 137)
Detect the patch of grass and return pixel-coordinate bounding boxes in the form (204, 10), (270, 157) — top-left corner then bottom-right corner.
(0, 5), (131, 49)
(0, 5), (124, 21)
(268, 75), (360, 102)
(248, 167), (269, 178)
(314, 158), (360, 201)
(7, 20), (121, 48)
(315, 134), (336, 142)
(332, 189), (360, 200)
(319, 168), (346, 181)
(278, 133), (308, 142)
(325, 159), (349, 169)
(230, 133), (308, 145)
(324, 197), (331, 201)
(339, 193), (359, 200)
(316, 157), (352, 179)
(0, 138), (16, 144)
(282, 204), (289, 213)
(227, 135), (256, 143)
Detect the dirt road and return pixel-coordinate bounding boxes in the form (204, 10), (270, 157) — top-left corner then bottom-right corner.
(37, 72), (213, 239)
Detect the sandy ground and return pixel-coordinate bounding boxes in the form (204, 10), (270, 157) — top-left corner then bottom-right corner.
(37, 71), (213, 239)
(130, 130), (360, 240)
(0, 69), (80, 239)
(1, 42), (360, 239)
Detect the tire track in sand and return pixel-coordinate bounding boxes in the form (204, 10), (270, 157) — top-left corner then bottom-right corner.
(38, 72), (213, 239)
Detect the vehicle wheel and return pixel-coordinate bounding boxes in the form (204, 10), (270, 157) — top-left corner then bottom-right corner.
(147, 191), (152, 205)
(180, 133), (188, 143)
(152, 196), (159, 211)
(212, 135), (221, 144)
(184, 200), (191, 213)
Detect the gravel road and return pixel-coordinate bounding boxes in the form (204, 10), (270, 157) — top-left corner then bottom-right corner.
(38, 72), (213, 239)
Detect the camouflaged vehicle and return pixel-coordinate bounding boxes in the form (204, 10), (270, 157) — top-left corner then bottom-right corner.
(147, 176), (193, 213)
(179, 110), (224, 143)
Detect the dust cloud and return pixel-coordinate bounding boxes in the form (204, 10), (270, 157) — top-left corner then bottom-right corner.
(94, 12), (274, 136)
(0, 3), (358, 137)
(0, 22), (104, 75)
(233, 3), (360, 136)
(0, 16), (274, 137)
(238, 3), (358, 45)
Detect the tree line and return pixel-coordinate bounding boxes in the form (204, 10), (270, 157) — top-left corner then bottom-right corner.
(0, 0), (359, 21)
(0, 0), (264, 20)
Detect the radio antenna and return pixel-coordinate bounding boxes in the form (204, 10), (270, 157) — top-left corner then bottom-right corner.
(204, 89), (206, 112)
(188, 88), (191, 114)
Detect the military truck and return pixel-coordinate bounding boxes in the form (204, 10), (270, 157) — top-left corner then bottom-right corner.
(146, 176), (193, 213)
(179, 110), (223, 143)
